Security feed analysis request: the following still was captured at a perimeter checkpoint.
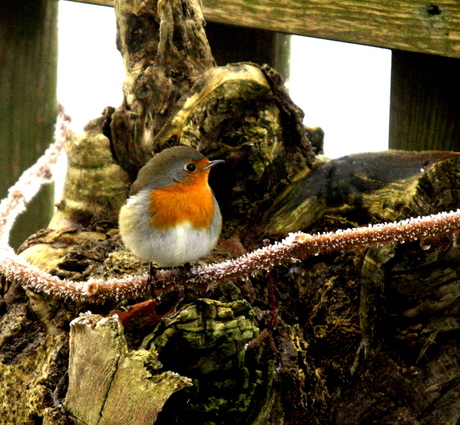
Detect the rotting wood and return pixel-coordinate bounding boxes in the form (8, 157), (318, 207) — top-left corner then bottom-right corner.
(64, 313), (191, 425)
(3, 0), (460, 423)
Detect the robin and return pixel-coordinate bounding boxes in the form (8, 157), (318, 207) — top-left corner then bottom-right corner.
(119, 145), (223, 268)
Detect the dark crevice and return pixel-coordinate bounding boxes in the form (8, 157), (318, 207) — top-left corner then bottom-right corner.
(427, 4), (441, 16)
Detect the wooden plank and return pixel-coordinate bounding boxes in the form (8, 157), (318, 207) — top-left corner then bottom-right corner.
(71, 0), (114, 6)
(68, 0), (460, 59)
(389, 50), (460, 152)
(206, 22), (291, 80)
(0, 0), (57, 249)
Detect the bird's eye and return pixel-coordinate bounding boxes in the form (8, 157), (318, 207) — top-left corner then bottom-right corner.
(185, 163), (196, 172)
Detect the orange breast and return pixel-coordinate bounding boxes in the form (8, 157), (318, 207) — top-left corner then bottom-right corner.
(149, 171), (215, 230)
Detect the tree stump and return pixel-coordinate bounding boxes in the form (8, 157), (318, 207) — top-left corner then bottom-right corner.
(2, 0), (460, 424)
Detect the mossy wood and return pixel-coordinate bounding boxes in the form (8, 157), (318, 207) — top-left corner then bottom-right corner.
(2, 0), (460, 424)
(70, 0), (460, 60)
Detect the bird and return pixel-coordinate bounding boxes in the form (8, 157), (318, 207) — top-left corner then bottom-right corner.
(119, 145), (223, 268)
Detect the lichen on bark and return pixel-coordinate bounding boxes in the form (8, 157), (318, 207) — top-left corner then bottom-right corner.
(3, 0), (460, 424)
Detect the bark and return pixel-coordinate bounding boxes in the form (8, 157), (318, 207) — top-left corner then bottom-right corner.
(2, 0), (460, 424)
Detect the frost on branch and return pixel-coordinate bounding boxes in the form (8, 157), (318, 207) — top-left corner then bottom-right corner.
(0, 106), (70, 246)
(3, 200), (460, 302)
(2, 0), (460, 422)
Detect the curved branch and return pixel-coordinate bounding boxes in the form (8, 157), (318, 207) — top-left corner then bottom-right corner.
(2, 209), (460, 303)
(0, 105), (70, 245)
(1, 109), (460, 304)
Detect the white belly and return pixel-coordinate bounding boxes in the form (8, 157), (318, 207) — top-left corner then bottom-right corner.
(119, 190), (221, 267)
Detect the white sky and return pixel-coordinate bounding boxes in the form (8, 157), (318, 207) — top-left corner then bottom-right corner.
(57, 0), (391, 159)
(289, 36), (391, 158)
(57, 1), (124, 131)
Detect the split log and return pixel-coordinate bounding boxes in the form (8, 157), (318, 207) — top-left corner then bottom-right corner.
(64, 313), (191, 425)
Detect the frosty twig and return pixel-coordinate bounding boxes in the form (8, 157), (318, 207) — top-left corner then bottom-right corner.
(0, 106), (70, 246)
(1, 108), (460, 302)
(2, 208), (460, 302)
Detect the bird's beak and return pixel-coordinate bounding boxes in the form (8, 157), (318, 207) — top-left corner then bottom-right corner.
(204, 159), (225, 169)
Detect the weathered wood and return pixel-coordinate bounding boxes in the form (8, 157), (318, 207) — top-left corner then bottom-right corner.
(70, 0), (460, 59)
(327, 155), (460, 424)
(261, 150), (460, 235)
(64, 313), (191, 425)
(111, 0), (217, 180)
(389, 50), (460, 152)
(206, 22), (291, 81)
(0, 0), (58, 249)
(72, 0), (114, 5)
(0, 303), (69, 425)
(5, 0), (460, 423)
(48, 115), (131, 231)
(142, 299), (263, 424)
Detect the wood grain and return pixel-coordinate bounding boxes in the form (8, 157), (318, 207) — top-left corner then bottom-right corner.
(0, 0), (58, 249)
(390, 50), (460, 151)
(70, 0), (460, 59)
(65, 313), (191, 425)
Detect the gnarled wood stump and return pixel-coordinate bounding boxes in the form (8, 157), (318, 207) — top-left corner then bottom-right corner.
(1, 0), (460, 424)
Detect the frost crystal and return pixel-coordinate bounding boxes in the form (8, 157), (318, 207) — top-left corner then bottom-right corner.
(1, 113), (460, 303)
